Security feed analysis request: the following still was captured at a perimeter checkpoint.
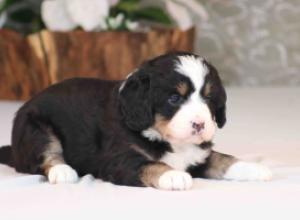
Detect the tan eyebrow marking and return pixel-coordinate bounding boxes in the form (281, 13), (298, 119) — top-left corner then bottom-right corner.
(176, 82), (189, 96)
(204, 82), (212, 97)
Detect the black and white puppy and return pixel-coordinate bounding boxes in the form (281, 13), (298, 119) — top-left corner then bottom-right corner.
(0, 52), (272, 190)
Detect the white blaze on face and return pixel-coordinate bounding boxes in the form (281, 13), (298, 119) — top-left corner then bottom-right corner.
(165, 56), (216, 145)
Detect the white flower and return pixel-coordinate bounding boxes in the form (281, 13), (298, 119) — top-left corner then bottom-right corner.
(107, 13), (124, 29)
(98, 19), (108, 31)
(41, 0), (110, 31)
(65, 0), (109, 31)
(166, 1), (193, 31)
(0, 12), (6, 28)
(108, 0), (119, 7)
(125, 20), (139, 31)
(41, 0), (77, 31)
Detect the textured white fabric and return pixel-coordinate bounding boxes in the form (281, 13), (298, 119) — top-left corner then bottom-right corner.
(0, 88), (299, 220)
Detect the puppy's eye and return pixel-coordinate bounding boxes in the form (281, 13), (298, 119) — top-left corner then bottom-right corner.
(168, 94), (183, 106)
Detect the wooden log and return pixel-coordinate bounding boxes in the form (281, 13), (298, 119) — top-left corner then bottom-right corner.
(36, 27), (195, 83)
(0, 27), (195, 100)
(0, 30), (49, 100)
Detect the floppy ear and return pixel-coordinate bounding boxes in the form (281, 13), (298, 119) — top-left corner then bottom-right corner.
(205, 60), (227, 129)
(216, 105), (226, 128)
(119, 72), (153, 131)
(215, 80), (227, 128)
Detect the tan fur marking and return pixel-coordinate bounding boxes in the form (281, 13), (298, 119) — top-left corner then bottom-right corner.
(204, 151), (238, 179)
(176, 82), (189, 96)
(152, 114), (170, 138)
(140, 163), (173, 187)
(203, 82), (211, 97)
(42, 156), (65, 175)
(41, 131), (66, 175)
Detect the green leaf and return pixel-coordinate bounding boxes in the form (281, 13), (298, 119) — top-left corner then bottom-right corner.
(10, 8), (35, 23)
(0, 0), (44, 34)
(133, 7), (173, 25)
(115, 0), (139, 14)
(119, 0), (140, 4)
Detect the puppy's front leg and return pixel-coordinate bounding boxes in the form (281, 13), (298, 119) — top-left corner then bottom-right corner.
(189, 151), (272, 181)
(97, 151), (193, 190)
(140, 162), (193, 190)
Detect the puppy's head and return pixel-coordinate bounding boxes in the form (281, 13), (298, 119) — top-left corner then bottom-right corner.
(119, 52), (226, 145)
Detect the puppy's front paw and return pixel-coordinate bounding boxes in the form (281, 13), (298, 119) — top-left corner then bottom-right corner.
(158, 170), (193, 190)
(224, 161), (272, 181)
(48, 164), (79, 184)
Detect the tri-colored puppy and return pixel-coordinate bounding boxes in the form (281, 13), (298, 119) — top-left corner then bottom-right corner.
(0, 52), (272, 190)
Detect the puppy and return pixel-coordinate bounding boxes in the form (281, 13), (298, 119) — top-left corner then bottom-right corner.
(0, 52), (272, 190)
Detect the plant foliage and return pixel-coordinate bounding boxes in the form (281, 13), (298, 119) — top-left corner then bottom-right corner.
(0, 0), (44, 34)
(0, 0), (173, 34)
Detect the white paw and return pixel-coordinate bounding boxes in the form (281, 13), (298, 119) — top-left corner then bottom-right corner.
(158, 170), (193, 190)
(48, 164), (79, 184)
(224, 161), (272, 181)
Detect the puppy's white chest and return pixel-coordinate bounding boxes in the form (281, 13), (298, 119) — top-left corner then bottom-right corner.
(159, 144), (210, 171)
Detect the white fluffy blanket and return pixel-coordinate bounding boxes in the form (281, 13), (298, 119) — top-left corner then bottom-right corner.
(0, 88), (299, 220)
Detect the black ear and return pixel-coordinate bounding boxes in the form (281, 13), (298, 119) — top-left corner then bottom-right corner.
(216, 105), (226, 128)
(215, 79), (227, 128)
(119, 72), (153, 131)
(204, 60), (227, 129)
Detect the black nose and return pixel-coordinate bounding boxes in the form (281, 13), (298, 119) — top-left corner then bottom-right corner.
(192, 122), (205, 132)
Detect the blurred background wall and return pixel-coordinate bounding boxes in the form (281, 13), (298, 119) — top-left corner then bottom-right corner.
(148, 0), (300, 86)
(193, 0), (300, 86)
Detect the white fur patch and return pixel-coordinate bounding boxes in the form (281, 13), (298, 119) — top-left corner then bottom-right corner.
(166, 98), (216, 144)
(176, 55), (207, 91)
(142, 128), (162, 141)
(160, 144), (210, 171)
(224, 161), (272, 181)
(48, 164), (79, 184)
(158, 170), (193, 190)
(163, 55), (216, 145)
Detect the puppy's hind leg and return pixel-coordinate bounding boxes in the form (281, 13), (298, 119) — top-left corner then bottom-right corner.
(188, 151), (272, 181)
(12, 109), (79, 184)
(41, 131), (79, 184)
